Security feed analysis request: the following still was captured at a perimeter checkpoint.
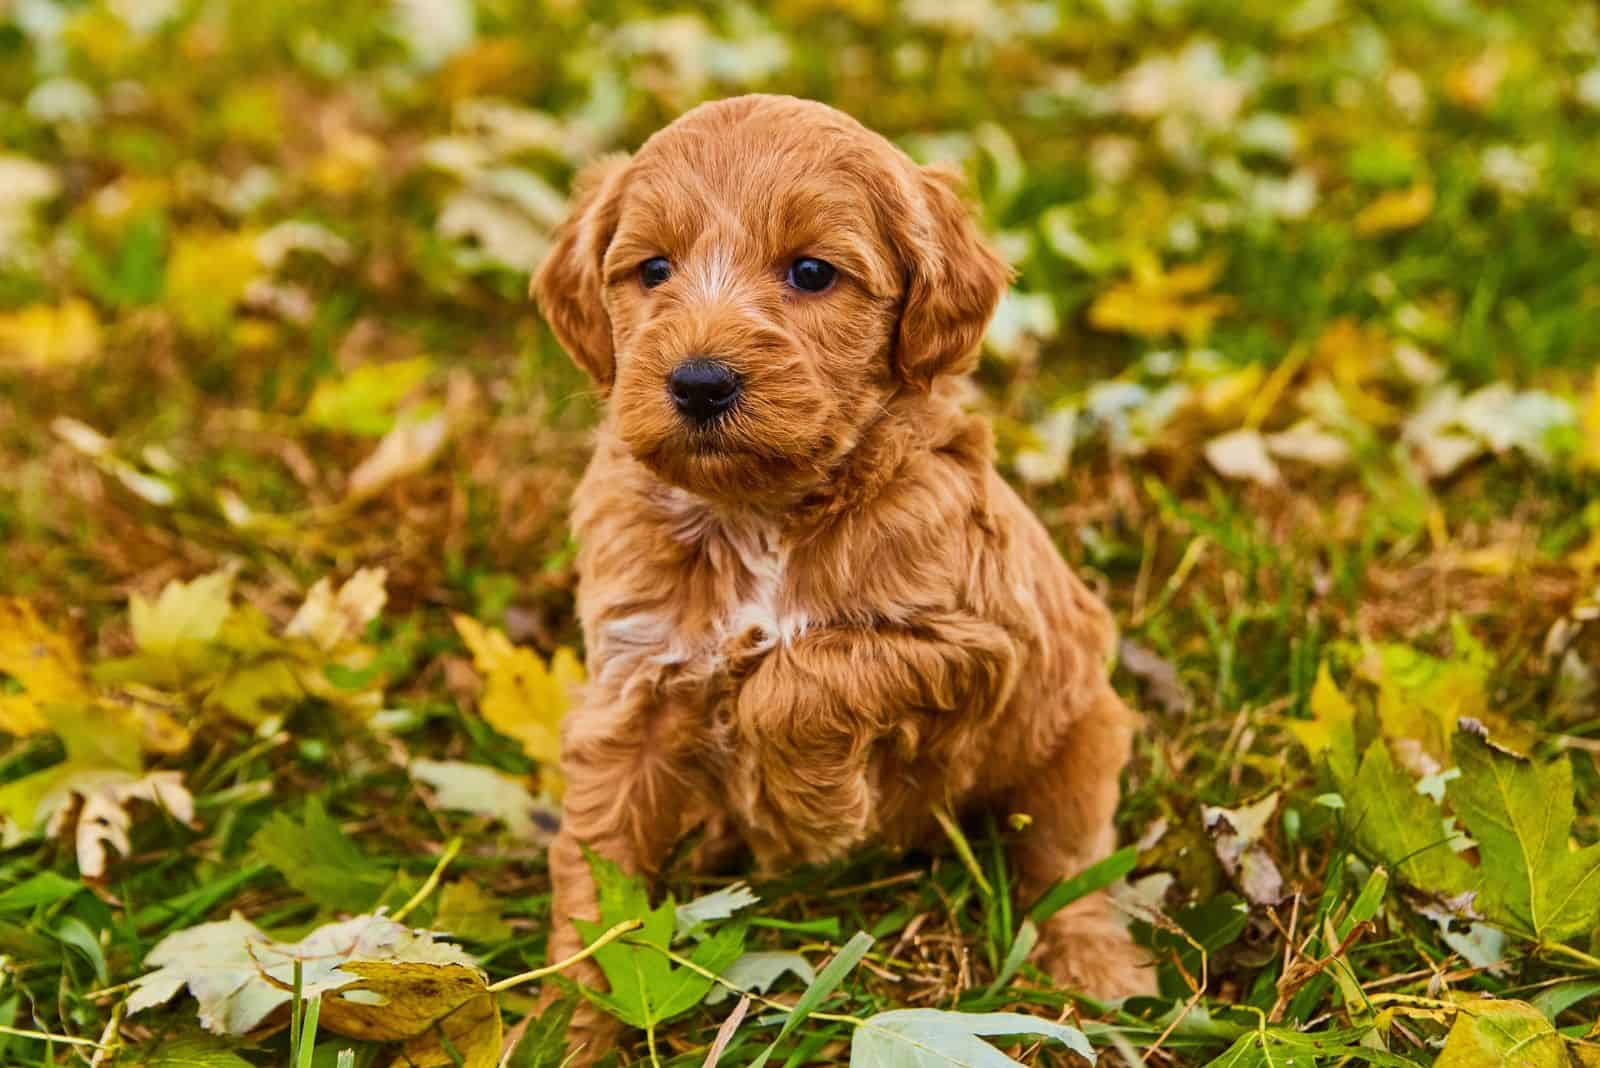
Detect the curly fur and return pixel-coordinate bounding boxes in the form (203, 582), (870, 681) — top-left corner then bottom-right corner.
(533, 94), (1152, 1059)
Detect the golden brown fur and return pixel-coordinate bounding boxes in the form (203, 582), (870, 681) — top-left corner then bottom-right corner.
(534, 94), (1151, 1058)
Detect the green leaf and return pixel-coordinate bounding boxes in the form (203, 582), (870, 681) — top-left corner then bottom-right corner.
(1449, 729), (1600, 944)
(1436, 998), (1566, 1068)
(749, 931), (874, 1068)
(0, 871), (82, 913)
(705, 951), (815, 1006)
(850, 1009), (1094, 1066)
(1346, 741), (1475, 896)
(304, 357), (434, 436)
(249, 797), (394, 914)
(1027, 847), (1136, 925)
(1528, 978), (1600, 1023)
(573, 852), (748, 1030)
(1205, 1026), (1418, 1066)
(132, 1036), (256, 1067)
(675, 882), (759, 940)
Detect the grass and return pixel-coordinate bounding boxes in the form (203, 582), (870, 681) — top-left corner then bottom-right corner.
(2, 0), (1600, 1065)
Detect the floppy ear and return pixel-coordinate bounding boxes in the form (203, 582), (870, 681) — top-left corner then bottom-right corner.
(532, 153), (630, 389)
(892, 165), (1012, 389)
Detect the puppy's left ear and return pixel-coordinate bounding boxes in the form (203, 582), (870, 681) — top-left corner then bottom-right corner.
(533, 153), (630, 389)
(892, 165), (1012, 389)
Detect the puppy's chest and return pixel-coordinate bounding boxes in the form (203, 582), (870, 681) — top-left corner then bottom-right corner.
(591, 508), (805, 701)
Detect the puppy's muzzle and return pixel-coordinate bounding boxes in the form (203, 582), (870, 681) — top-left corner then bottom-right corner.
(668, 359), (741, 424)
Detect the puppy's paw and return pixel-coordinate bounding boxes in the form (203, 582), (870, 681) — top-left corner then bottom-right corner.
(557, 999), (624, 1067)
(1035, 909), (1156, 1003)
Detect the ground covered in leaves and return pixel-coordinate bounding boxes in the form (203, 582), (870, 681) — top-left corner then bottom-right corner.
(3, 1), (1600, 1065)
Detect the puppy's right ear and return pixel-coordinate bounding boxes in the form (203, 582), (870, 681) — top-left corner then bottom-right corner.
(533, 153), (630, 389)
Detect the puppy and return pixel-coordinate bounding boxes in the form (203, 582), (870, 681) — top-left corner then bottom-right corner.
(534, 94), (1150, 1056)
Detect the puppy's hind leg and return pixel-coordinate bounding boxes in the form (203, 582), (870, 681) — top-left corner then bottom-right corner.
(1003, 689), (1154, 1001)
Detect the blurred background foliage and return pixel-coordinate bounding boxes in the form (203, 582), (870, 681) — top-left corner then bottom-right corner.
(2, 0), (1600, 1065)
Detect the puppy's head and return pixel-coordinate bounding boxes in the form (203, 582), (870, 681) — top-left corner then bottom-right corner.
(535, 95), (1009, 503)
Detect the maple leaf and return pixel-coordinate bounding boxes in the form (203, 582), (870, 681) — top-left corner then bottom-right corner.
(39, 768), (195, 878)
(304, 357), (434, 436)
(1355, 182), (1434, 236)
(452, 615), (582, 791)
(1347, 740), (1475, 898)
(0, 598), (89, 735)
(284, 568), (388, 651)
(128, 912), (486, 1054)
(1087, 253), (1234, 343)
(409, 758), (553, 839)
(1287, 662), (1359, 784)
(131, 570), (236, 657)
(1448, 728), (1600, 946)
(0, 298), (102, 369)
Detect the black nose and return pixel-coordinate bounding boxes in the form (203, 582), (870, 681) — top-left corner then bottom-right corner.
(668, 359), (740, 423)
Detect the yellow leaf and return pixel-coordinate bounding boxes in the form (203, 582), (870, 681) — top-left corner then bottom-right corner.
(1580, 371), (1600, 470)
(131, 571), (236, 656)
(165, 230), (260, 335)
(452, 616), (582, 790)
(1355, 183), (1434, 237)
(0, 300), (102, 370)
(1087, 253), (1233, 343)
(284, 569), (389, 651)
(1288, 662), (1359, 782)
(0, 599), (89, 735)
(323, 961), (501, 1068)
(304, 358), (434, 436)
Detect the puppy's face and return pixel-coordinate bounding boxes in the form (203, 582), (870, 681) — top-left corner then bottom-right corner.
(536, 95), (1009, 504)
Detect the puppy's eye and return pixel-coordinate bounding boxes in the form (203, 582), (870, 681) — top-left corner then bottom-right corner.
(639, 257), (672, 289)
(786, 257), (836, 293)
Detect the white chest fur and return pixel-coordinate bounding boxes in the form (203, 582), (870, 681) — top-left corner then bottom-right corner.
(593, 493), (807, 693)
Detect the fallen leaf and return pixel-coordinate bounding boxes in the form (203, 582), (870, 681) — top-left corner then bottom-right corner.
(1347, 740), (1476, 897)
(704, 951), (814, 1006)
(166, 230), (262, 335)
(129, 912), (479, 1035)
(1117, 639), (1192, 716)
(346, 411), (451, 500)
(284, 568), (388, 651)
(1436, 997), (1565, 1068)
(1088, 253), (1233, 342)
(850, 1010), (1095, 1067)
(250, 796), (395, 914)
(1355, 182), (1434, 236)
(131, 571), (235, 656)
(0, 598), (88, 735)
(675, 883), (760, 940)
(1265, 420), (1351, 468)
(1202, 793), (1285, 905)
(1205, 428), (1282, 486)
(452, 615), (582, 790)
(409, 758), (551, 839)
(0, 299), (102, 369)
(38, 768), (194, 878)
(304, 358), (434, 436)
(1288, 662), (1359, 783)
(434, 879), (512, 943)
(1449, 729), (1600, 945)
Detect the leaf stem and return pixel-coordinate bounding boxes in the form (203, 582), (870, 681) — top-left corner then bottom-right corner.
(643, 941), (864, 1028)
(0, 1025), (108, 1049)
(486, 919), (642, 993)
(392, 836), (463, 923)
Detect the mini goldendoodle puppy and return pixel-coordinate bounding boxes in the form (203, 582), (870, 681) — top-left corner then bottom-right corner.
(534, 93), (1150, 1056)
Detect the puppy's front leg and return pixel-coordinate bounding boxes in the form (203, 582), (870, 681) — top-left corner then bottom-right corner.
(1006, 688), (1154, 1000)
(546, 697), (707, 1061)
(733, 616), (1015, 866)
